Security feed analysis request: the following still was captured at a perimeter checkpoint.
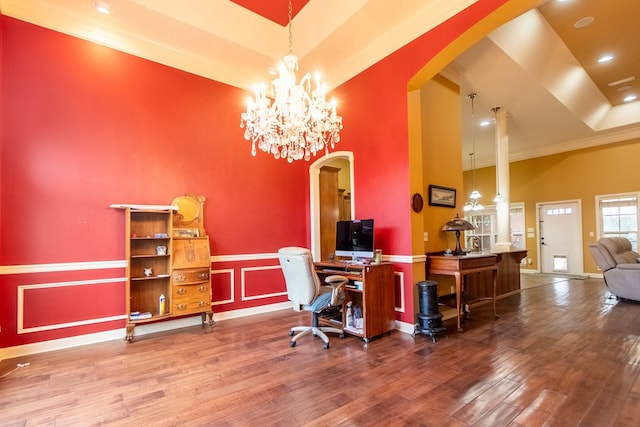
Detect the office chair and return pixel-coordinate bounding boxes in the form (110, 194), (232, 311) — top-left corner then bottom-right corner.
(278, 247), (348, 349)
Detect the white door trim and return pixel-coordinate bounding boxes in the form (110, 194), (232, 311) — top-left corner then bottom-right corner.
(536, 199), (584, 275)
(309, 151), (354, 261)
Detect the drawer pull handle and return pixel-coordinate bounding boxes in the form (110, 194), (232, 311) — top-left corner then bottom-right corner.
(198, 286), (208, 292)
(175, 275), (185, 282)
(198, 301), (208, 307)
(176, 304), (187, 310)
(199, 272), (209, 279)
(177, 288), (187, 295)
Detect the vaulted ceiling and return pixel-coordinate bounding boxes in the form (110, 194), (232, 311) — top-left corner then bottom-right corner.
(2, 0), (639, 168)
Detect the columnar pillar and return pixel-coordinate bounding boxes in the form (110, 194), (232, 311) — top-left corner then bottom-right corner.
(492, 107), (515, 251)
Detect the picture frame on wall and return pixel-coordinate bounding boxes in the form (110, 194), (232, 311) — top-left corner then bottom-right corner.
(428, 185), (456, 208)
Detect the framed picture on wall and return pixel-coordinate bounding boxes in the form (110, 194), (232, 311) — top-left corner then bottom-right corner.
(428, 185), (456, 208)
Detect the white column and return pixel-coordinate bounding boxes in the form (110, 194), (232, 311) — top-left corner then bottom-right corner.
(492, 107), (515, 252)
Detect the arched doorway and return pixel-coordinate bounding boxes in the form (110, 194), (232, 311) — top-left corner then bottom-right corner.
(309, 151), (354, 261)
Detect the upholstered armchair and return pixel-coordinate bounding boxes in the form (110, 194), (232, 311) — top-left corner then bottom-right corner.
(589, 237), (640, 302)
(278, 247), (348, 349)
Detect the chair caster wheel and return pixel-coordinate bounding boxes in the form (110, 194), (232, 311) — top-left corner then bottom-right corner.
(339, 333), (345, 339)
(290, 341), (296, 347)
(323, 343), (330, 349)
(288, 330), (294, 337)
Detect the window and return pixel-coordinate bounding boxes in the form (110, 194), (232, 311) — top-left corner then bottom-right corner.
(465, 203), (525, 252)
(546, 207), (573, 215)
(597, 193), (639, 251)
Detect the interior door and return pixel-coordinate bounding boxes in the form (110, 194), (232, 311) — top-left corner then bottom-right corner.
(539, 201), (583, 275)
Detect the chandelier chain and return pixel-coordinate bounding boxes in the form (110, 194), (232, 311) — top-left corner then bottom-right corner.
(288, 0), (293, 54)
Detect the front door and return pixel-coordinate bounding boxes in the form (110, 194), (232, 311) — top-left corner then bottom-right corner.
(539, 200), (583, 275)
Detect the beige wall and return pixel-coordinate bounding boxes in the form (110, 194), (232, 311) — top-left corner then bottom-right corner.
(325, 157), (351, 191)
(417, 74), (463, 295)
(421, 75), (464, 254)
(464, 138), (640, 273)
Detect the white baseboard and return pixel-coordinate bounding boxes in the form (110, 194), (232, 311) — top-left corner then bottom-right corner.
(0, 302), (292, 361)
(520, 269), (602, 278)
(0, 328), (125, 362)
(395, 320), (414, 334)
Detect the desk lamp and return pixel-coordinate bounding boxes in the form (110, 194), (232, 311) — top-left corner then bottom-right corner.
(442, 214), (476, 255)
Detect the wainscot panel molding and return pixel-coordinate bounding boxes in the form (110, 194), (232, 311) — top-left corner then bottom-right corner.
(0, 260), (126, 275)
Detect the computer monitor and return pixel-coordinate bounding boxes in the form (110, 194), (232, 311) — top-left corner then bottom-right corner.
(335, 219), (375, 261)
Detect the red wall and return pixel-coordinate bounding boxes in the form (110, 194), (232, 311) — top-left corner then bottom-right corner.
(0, 0), (507, 349)
(0, 16), (308, 347)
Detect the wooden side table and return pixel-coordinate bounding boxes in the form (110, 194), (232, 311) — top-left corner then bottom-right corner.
(426, 253), (498, 332)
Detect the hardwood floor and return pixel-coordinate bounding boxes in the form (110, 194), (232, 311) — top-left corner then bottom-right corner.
(2, 275), (640, 426)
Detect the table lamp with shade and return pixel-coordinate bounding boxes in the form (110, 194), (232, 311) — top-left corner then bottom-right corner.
(442, 214), (476, 255)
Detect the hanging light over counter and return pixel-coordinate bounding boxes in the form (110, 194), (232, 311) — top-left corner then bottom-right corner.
(463, 93), (484, 212)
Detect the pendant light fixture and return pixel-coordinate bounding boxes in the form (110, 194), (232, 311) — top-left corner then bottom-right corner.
(240, 0), (343, 162)
(463, 93), (484, 212)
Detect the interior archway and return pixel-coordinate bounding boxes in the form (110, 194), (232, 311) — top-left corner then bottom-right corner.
(309, 151), (355, 261)
(407, 0), (542, 258)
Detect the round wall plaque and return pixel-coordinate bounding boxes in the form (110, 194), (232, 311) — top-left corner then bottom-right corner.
(412, 193), (424, 213)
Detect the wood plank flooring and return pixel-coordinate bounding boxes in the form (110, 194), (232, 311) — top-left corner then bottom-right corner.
(2, 275), (640, 426)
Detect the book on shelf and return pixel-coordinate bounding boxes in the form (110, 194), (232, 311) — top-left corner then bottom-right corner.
(129, 311), (152, 320)
(346, 280), (363, 290)
(327, 317), (342, 326)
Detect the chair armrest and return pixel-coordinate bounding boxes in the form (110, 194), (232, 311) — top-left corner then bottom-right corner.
(324, 275), (348, 306)
(616, 263), (640, 271)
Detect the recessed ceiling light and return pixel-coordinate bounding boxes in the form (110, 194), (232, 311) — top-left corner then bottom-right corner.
(574, 16), (594, 28)
(623, 95), (637, 102)
(617, 85), (633, 92)
(95, 0), (111, 14)
(479, 120), (491, 127)
(598, 54), (614, 63)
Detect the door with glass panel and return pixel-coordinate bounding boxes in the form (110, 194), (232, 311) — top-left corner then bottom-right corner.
(539, 201), (582, 275)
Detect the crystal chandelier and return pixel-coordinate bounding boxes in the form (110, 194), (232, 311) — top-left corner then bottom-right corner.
(463, 93), (484, 212)
(240, 0), (343, 163)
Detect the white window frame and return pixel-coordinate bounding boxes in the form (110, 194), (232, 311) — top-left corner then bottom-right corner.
(464, 202), (525, 252)
(595, 192), (639, 251)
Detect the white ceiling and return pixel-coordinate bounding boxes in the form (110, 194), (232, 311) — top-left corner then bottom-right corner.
(451, 0), (640, 168)
(2, 0), (639, 169)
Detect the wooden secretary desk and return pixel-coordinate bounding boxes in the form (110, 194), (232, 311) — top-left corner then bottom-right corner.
(170, 195), (214, 328)
(112, 194), (213, 343)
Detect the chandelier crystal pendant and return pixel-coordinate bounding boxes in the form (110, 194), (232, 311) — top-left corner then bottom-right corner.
(240, 0), (343, 163)
(463, 92), (484, 212)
